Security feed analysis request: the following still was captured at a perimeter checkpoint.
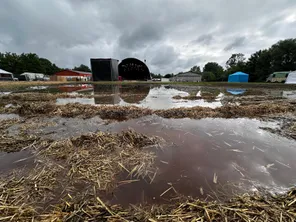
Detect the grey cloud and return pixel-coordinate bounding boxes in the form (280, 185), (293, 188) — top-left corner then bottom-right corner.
(118, 23), (164, 49)
(192, 34), (214, 45)
(150, 46), (178, 67)
(224, 37), (246, 51)
(1, 0), (296, 74)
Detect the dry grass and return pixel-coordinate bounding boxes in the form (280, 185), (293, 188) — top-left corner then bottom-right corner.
(0, 130), (163, 221)
(0, 134), (38, 153)
(7, 186), (295, 221)
(36, 130), (162, 191)
(0, 92), (94, 105)
(1, 123), (296, 221)
(222, 95), (287, 105)
(155, 102), (296, 119)
(0, 118), (20, 132)
(0, 118), (39, 153)
(1, 101), (295, 121)
(172, 95), (216, 101)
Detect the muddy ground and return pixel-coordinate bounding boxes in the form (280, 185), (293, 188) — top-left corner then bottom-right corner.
(0, 83), (296, 221)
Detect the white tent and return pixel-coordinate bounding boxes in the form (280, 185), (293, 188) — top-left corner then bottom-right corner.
(285, 71), (296, 84)
(0, 68), (12, 74)
(20, 72), (45, 81)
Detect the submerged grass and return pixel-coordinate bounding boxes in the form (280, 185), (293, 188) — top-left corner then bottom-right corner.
(0, 118), (39, 153)
(40, 188), (296, 221)
(36, 130), (161, 191)
(1, 120), (296, 221)
(0, 130), (163, 221)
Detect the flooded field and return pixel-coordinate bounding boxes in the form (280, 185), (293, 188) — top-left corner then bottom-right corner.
(0, 83), (296, 221)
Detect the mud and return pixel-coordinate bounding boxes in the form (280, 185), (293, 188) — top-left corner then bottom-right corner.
(2, 115), (295, 206)
(260, 116), (296, 140)
(0, 99), (294, 122)
(1, 83), (296, 221)
(0, 150), (34, 174)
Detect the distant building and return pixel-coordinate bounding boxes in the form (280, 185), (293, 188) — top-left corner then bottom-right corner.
(118, 58), (150, 80)
(19, 72), (46, 81)
(170, 72), (202, 82)
(0, 68), (14, 81)
(91, 58), (119, 81)
(161, 78), (170, 82)
(51, 70), (92, 81)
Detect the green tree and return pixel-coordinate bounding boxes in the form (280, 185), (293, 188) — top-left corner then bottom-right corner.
(269, 39), (296, 72)
(226, 53), (246, 69)
(244, 39), (296, 82)
(190, 65), (201, 74)
(245, 50), (271, 82)
(150, 73), (162, 78)
(225, 53), (247, 77)
(202, 72), (216, 82)
(164, 74), (173, 78)
(203, 62), (224, 81)
(19, 53), (46, 74)
(73, 64), (91, 72)
(39, 58), (62, 75)
(0, 52), (21, 74)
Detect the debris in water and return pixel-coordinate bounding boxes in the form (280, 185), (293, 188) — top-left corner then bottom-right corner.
(266, 163), (275, 169)
(275, 160), (291, 169)
(200, 187), (204, 195)
(227, 149), (243, 153)
(213, 173), (218, 184)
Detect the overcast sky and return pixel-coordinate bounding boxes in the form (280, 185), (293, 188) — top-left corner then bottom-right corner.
(1, 0), (296, 74)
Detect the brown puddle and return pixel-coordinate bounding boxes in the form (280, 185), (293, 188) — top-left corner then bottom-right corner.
(16, 115), (296, 206)
(101, 117), (296, 206)
(0, 150), (35, 174)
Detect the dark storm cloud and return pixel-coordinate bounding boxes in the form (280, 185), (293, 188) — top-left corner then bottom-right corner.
(192, 34), (214, 45)
(150, 45), (178, 66)
(118, 23), (164, 49)
(1, 0), (296, 74)
(224, 37), (246, 51)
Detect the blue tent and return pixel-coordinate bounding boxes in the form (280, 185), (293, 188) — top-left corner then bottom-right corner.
(228, 72), (249, 83)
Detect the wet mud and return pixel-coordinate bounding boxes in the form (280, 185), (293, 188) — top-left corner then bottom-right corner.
(1, 84), (296, 221)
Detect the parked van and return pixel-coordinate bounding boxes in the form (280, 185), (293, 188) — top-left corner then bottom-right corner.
(266, 72), (289, 83)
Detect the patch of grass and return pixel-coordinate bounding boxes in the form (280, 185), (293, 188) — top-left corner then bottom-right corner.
(0, 130), (163, 221)
(1, 100), (295, 120)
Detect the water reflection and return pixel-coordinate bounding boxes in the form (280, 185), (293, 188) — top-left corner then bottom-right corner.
(0, 150), (34, 174)
(226, 88), (246, 95)
(22, 115), (296, 205)
(56, 85), (225, 108)
(282, 91), (296, 99)
(55, 85), (296, 109)
(93, 85), (120, 104)
(58, 84), (93, 93)
(120, 85), (151, 103)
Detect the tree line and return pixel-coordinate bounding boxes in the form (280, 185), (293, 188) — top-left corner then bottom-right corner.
(0, 52), (91, 77)
(155, 38), (296, 82)
(2, 38), (296, 81)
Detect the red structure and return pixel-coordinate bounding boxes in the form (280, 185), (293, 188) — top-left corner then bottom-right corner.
(51, 70), (92, 81)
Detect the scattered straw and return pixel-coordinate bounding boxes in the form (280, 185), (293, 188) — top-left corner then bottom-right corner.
(1, 101), (295, 121)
